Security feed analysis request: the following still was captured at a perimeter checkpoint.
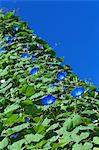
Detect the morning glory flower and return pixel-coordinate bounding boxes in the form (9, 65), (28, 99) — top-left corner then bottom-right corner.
(0, 47), (7, 53)
(71, 87), (85, 98)
(6, 39), (13, 44)
(12, 133), (20, 138)
(54, 82), (60, 86)
(25, 117), (31, 122)
(20, 53), (30, 58)
(37, 44), (43, 49)
(31, 55), (36, 60)
(42, 94), (56, 105)
(12, 36), (17, 40)
(47, 82), (60, 88)
(30, 68), (39, 75)
(52, 82), (60, 88)
(57, 72), (67, 81)
(52, 84), (56, 88)
(13, 26), (20, 31)
(4, 35), (11, 41)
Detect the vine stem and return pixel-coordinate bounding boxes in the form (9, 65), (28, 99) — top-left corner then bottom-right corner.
(49, 107), (61, 128)
(74, 98), (77, 113)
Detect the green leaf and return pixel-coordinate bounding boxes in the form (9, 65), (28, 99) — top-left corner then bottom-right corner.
(4, 11), (15, 19)
(0, 137), (9, 149)
(63, 114), (82, 131)
(43, 142), (51, 150)
(30, 91), (44, 99)
(47, 86), (58, 93)
(4, 103), (20, 114)
(34, 140), (47, 149)
(0, 67), (8, 76)
(51, 143), (60, 150)
(34, 124), (45, 134)
(0, 78), (12, 89)
(48, 135), (59, 143)
(59, 132), (72, 148)
(25, 133), (44, 143)
(72, 114), (82, 128)
(2, 123), (29, 136)
(3, 114), (19, 126)
(42, 117), (51, 126)
(71, 132), (89, 143)
(93, 148), (99, 150)
(58, 57), (64, 62)
(18, 78), (26, 83)
(23, 104), (42, 117)
(46, 123), (59, 132)
(44, 44), (49, 49)
(18, 84), (28, 94)
(55, 127), (68, 136)
(0, 83), (13, 94)
(72, 142), (93, 150)
(8, 139), (25, 150)
(63, 117), (73, 131)
(83, 142), (93, 150)
(93, 137), (99, 145)
(25, 85), (35, 96)
(72, 143), (83, 150)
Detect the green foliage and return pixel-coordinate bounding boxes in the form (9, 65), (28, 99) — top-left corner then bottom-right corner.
(0, 137), (9, 150)
(0, 10), (99, 150)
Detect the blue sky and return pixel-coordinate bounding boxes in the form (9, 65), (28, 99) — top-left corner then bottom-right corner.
(0, 0), (99, 88)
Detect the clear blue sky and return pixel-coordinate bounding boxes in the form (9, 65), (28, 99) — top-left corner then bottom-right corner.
(0, 0), (99, 88)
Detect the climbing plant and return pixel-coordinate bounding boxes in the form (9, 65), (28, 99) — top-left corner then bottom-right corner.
(0, 10), (99, 150)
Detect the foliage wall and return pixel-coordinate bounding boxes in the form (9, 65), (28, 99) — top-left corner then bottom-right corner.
(0, 10), (99, 150)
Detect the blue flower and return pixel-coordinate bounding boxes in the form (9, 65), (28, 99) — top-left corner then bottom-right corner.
(47, 82), (60, 88)
(25, 117), (30, 122)
(57, 72), (67, 81)
(52, 82), (60, 88)
(13, 26), (20, 31)
(71, 87), (85, 98)
(31, 55), (36, 60)
(4, 35), (11, 41)
(42, 94), (56, 105)
(37, 44), (43, 49)
(52, 84), (56, 88)
(12, 133), (20, 138)
(54, 82), (60, 86)
(47, 82), (54, 88)
(6, 39), (13, 44)
(20, 53), (30, 58)
(30, 68), (39, 75)
(0, 47), (7, 53)
(12, 36), (17, 40)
